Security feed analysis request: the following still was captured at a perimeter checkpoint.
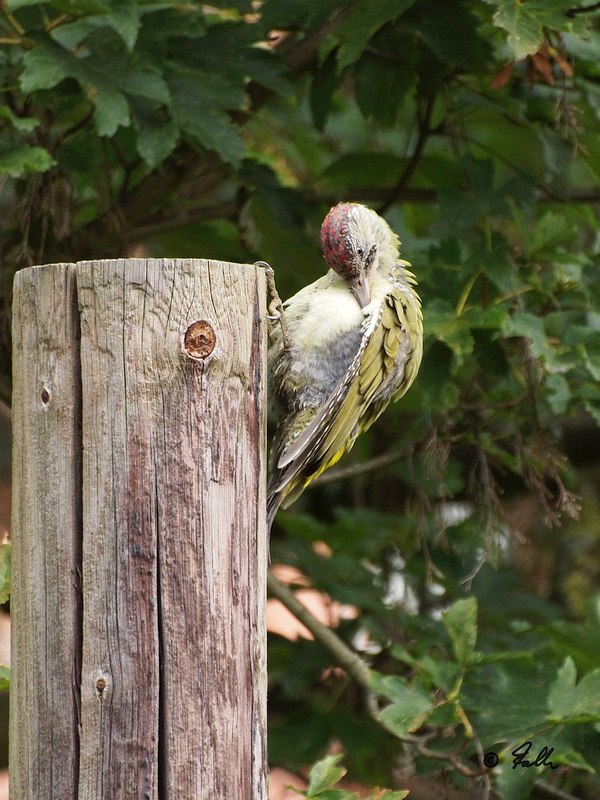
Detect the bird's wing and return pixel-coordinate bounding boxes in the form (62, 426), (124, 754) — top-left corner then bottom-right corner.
(272, 286), (416, 497)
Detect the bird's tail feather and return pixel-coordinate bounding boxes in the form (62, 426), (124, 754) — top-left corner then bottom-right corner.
(267, 491), (280, 532)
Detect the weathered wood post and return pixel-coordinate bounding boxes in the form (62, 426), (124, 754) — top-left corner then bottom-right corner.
(10, 259), (268, 799)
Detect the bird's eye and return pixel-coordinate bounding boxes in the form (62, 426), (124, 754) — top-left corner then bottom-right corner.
(356, 246), (365, 258)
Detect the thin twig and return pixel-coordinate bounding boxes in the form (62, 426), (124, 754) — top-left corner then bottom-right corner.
(266, 570), (372, 689)
(566, 2), (600, 16)
(0, 7), (25, 35)
(534, 779), (582, 800)
(61, 110), (95, 142)
(130, 201), (239, 241)
(379, 95), (435, 215)
(44, 13), (69, 31)
(312, 448), (406, 486)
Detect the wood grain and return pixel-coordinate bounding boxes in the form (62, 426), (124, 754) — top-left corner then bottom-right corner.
(10, 263), (82, 800)
(11, 259), (268, 799)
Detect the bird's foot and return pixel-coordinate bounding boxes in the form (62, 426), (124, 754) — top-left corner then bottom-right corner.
(255, 260), (290, 348)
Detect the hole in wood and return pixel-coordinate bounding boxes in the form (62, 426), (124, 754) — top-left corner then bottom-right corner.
(41, 387), (50, 405)
(184, 320), (216, 359)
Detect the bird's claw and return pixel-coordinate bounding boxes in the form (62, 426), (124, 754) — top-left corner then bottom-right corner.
(255, 260), (290, 349)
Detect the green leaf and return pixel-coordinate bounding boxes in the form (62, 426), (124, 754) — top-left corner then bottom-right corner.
(543, 620), (600, 674)
(469, 650), (534, 667)
(354, 47), (414, 127)
(168, 69), (245, 113)
(135, 117), (179, 168)
(442, 597), (478, 665)
(378, 695), (435, 737)
(418, 656), (461, 692)
(485, 0), (589, 60)
(434, 154), (532, 235)
(80, 31), (171, 104)
(495, 760), (538, 800)
(244, 48), (291, 95)
(549, 748), (595, 772)
(0, 145), (55, 177)
(20, 38), (128, 136)
(175, 106), (244, 165)
(260, 0), (346, 31)
(0, 665), (9, 691)
(306, 754), (347, 795)
(90, 85), (130, 136)
(525, 211), (578, 259)
(412, 0), (489, 69)
(175, 69), (245, 112)
(335, 0), (417, 69)
(20, 38), (82, 94)
(547, 656), (577, 710)
(120, 68), (170, 105)
(105, 0), (141, 50)
(48, 0), (140, 48)
(425, 300), (475, 364)
(169, 71), (246, 165)
(21, 32), (168, 137)
(320, 152), (404, 190)
(135, 5), (206, 51)
(461, 305), (507, 331)
(49, 0), (110, 11)
(310, 53), (339, 131)
(547, 657), (600, 723)
(0, 106), (39, 132)
(371, 673), (435, 737)
(502, 312), (554, 363)
(0, 543), (10, 605)
(9, 0), (108, 8)
(459, 112), (547, 184)
(489, 1), (545, 60)
(545, 373), (570, 415)
(468, 660), (552, 744)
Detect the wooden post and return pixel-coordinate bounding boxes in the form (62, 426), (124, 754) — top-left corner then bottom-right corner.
(10, 259), (268, 800)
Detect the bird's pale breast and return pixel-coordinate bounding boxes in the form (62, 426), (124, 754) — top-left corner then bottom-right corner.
(284, 271), (364, 350)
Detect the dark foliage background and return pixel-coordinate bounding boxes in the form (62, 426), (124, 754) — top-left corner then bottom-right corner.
(2, 1), (600, 797)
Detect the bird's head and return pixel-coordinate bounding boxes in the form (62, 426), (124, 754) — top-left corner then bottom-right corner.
(320, 202), (399, 308)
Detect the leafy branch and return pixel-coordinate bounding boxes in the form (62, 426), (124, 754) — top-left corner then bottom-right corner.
(267, 572), (490, 781)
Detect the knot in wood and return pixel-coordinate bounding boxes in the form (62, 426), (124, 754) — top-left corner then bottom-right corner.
(184, 320), (216, 360)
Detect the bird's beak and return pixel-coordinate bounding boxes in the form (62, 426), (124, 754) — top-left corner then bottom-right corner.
(350, 272), (370, 308)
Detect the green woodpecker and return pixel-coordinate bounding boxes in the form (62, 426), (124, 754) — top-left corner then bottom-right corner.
(267, 202), (423, 528)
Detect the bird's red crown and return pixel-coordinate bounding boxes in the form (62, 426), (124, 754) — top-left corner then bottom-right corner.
(320, 203), (356, 279)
